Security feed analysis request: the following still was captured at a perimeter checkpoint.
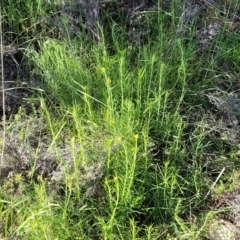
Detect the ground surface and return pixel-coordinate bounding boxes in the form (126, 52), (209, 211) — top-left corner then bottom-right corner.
(1, 0), (240, 239)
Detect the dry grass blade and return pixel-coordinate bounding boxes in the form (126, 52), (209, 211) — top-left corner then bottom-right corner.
(0, 6), (6, 176)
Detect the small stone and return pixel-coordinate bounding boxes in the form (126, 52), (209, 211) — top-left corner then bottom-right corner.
(208, 219), (239, 240)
